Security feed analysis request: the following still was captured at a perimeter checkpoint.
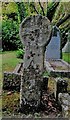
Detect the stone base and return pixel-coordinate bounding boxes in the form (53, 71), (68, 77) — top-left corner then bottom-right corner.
(53, 78), (68, 100)
(45, 59), (70, 77)
(20, 69), (43, 113)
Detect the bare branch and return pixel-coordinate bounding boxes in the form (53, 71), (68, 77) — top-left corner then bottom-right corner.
(47, 2), (59, 21)
(56, 14), (70, 27)
(60, 22), (70, 30)
(30, 3), (39, 14)
(38, 0), (45, 16)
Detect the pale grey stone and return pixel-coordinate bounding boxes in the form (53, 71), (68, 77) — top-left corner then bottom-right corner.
(58, 93), (70, 118)
(19, 15), (51, 111)
(20, 15), (51, 72)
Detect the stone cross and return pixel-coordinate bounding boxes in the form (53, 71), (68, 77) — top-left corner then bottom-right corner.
(19, 15), (51, 112)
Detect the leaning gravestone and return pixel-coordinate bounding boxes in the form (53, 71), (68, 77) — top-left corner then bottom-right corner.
(46, 26), (60, 60)
(19, 15), (51, 111)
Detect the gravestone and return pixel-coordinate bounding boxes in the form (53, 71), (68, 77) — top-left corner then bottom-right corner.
(46, 26), (60, 60)
(19, 15), (51, 111)
(62, 31), (70, 53)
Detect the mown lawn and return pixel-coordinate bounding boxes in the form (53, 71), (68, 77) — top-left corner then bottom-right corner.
(0, 51), (22, 117)
(62, 52), (70, 64)
(2, 51), (23, 72)
(0, 52), (2, 82)
(0, 52), (2, 117)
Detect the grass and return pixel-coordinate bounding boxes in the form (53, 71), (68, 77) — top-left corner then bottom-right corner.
(62, 52), (70, 64)
(0, 50), (23, 87)
(0, 52), (2, 82)
(0, 52), (2, 118)
(2, 51), (23, 72)
(2, 92), (20, 115)
(0, 51), (22, 117)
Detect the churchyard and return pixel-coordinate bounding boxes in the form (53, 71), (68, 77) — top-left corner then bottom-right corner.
(1, 14), (70, 119)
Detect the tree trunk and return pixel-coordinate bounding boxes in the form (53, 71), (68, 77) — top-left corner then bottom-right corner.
(47, 2), (59, 21)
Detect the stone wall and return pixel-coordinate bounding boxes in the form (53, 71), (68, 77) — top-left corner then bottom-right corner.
(3, 72), (21, 91)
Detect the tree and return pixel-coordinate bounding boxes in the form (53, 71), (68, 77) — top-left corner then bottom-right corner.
(2, 2), (24, 51)
(56, 14), (70, 27)
(15, 2), (26, 23)
(47, 2), (59, 21)
(2, 1), (70, 51)
(29, 1), (70, 49)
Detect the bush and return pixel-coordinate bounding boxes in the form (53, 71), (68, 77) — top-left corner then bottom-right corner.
(2, 19), (23, 51)
(16, 49), (25, 59)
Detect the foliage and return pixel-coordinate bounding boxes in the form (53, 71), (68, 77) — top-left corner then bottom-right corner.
(2, 19), (22, 51)
(43, 71), (51, 77)
(2, 2), (26, 51)
(2, 2), (17, 15)
(2, 2), (70, 51)
(52, 2), (70, 24)
(16, 2), (27, 23)
(16, 48), (25, 59)
(52, 2), (70, 48)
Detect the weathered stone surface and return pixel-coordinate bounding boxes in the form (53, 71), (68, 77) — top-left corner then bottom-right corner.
(58, 93), (70, 118)
(3, 63), (23, 91)
(19, 15), (51, 111)
(3, 72), (21, 91)
(20, 68), (43, 111)
(53, 78), (68, 100)
(45, 59), (70, 77)
(20, 15), (51, 72)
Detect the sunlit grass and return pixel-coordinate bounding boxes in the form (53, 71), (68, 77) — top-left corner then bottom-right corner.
(0, 51), (22, 117)
(62, 53), (70, 64)
(2, 92), (20, 115)
(2, 51), (23, 72)
(0, 53), (2, 118)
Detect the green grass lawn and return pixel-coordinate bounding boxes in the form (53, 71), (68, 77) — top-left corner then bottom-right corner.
(2, 51), (23, 72)
(0, 53), (2, 117)
(0, 51), (23, 80)
(0, 52), (2, 81)
(62, 52), (70, 64)
(0, 51), (22, 117)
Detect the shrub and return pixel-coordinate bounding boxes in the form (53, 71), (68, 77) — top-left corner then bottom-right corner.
(2, 19), (23, 51)
(16, 48), (25, 59)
